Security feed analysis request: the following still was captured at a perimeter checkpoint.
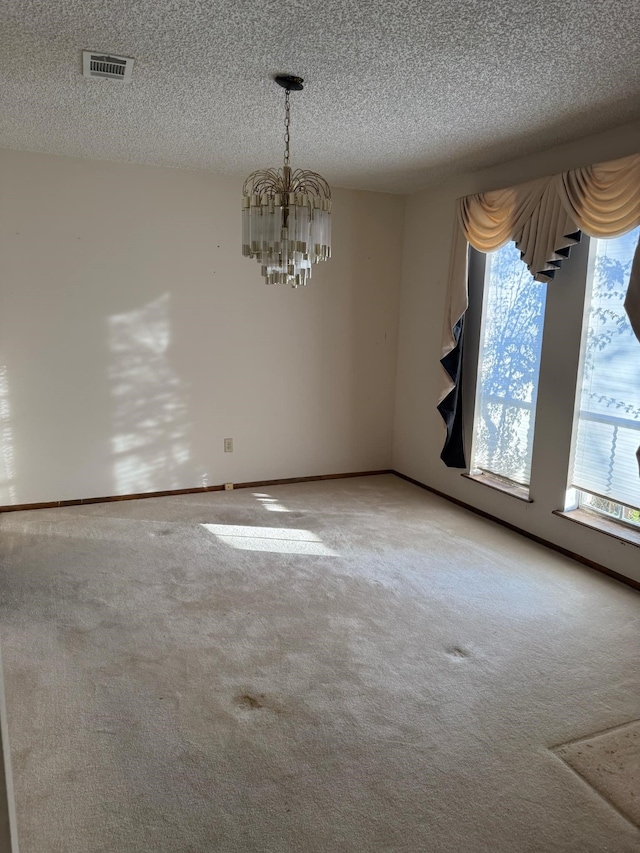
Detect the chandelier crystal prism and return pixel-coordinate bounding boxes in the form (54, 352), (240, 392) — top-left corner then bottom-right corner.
(242, 75), (332, 287)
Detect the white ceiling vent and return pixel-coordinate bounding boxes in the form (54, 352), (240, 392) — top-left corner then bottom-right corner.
(82, 51), (134, 82)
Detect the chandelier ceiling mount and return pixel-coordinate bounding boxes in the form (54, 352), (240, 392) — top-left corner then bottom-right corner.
(274, 74), (304, 92)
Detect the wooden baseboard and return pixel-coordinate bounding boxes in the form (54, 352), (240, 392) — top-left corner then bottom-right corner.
(392, 470), (640, 592)
(234, 470), (391, 489)
(3, 466), (634, 592)
(0, 470), (392, 515)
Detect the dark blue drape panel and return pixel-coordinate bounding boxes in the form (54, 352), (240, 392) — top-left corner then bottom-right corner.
(437, 315), (466, 468)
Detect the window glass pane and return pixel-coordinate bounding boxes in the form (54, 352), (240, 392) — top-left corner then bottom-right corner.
(579, 492), (640, 528)
(572, 227), (640, 512)
(471, 241), (547, 486)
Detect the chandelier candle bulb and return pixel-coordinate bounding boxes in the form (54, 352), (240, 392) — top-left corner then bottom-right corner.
(241, 75), (332, 288)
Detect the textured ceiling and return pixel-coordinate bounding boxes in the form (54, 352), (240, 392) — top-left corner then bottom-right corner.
(1, 0), (639, 193)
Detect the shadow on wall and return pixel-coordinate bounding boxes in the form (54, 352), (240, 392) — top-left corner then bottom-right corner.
(108, 294), (195, 495)
(0, 366), (16, 504)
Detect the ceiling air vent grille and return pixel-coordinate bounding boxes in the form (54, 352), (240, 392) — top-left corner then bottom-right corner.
(82, 51), (134, 82)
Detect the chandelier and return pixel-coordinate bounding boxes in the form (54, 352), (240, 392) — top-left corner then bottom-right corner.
(242, 75), (332, 287)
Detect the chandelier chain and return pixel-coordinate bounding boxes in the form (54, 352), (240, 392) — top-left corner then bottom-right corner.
(284, 89), (290, 167)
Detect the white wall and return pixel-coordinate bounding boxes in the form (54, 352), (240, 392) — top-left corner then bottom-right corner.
(393, 121), (640, 584)
(3, 126), (638, 581)
(0, 148), (404, 505)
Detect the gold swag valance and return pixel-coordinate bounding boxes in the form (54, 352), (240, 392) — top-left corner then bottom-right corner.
(441, 152), (640, 403)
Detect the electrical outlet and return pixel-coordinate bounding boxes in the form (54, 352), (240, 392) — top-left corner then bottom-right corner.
(224, 438), (233, 453)
(224, 483), (234, 490)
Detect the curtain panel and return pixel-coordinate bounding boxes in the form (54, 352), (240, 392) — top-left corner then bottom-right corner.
(439, 152), (640, 468)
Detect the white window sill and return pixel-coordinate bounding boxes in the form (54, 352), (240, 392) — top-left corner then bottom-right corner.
(553, 508), (640, 548)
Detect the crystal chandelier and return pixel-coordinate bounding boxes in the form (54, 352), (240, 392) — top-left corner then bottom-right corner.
(242, 75), (332, 287)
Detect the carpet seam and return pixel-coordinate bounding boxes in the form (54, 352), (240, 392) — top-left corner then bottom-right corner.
(548, 717), (640, 751)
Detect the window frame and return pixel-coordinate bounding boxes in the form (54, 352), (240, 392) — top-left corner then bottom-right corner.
(466, 241), (549, 492)
(463, 232), (639, 546)
(464, 236), (591, 504)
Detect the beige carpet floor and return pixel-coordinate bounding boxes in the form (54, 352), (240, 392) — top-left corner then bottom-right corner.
(0, 473), (638, 852)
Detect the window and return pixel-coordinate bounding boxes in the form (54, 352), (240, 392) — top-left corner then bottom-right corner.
(470, 241), (546, 488)
(468, 226), (640, 538)
(571, 227), (640, 528)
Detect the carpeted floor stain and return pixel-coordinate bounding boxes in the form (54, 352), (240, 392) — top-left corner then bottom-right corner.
(0, 474), (638, 852)
(445, 645), (472, 660)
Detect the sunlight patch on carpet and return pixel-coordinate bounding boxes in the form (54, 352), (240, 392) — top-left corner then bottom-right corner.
(201, 523), (338, 556)
(253, 493), (291, 512)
